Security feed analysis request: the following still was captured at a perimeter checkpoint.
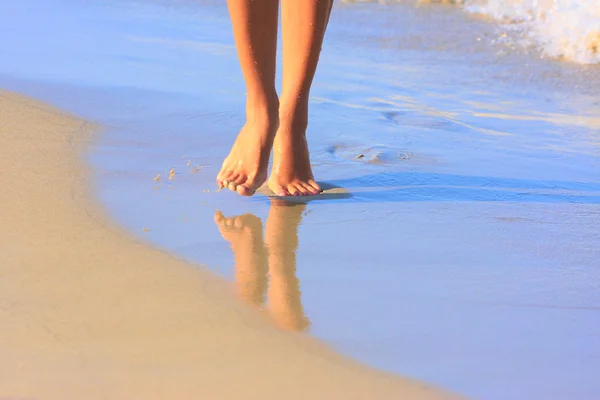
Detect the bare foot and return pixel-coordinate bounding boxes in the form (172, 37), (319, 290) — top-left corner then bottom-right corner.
(214, 211), (268, 306)
(217, 110), (277, 196)
(268, 121), (321, 197)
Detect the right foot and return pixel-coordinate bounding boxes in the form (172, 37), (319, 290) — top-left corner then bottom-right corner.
(217, 110), (277, 196)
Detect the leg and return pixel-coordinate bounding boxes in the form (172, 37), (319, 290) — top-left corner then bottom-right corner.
(268, 0), (333, 197)
(265, 201), (310, 331)
(217, 0), (280, 196)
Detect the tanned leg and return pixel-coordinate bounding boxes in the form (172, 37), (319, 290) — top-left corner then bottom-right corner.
(268, 0), (333, 196)
(218, 0), (280, 196)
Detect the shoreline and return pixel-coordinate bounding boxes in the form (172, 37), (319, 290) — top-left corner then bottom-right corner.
(0, 90), (457, 398)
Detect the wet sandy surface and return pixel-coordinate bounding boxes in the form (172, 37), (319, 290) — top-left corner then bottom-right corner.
(1, 0), (599, 399)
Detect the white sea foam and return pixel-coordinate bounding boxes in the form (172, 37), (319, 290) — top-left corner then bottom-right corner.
(340, 0), (600, 64)
(462, 0), (600, 64)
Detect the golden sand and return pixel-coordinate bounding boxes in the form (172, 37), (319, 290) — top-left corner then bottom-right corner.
(0, 91), (458, 399)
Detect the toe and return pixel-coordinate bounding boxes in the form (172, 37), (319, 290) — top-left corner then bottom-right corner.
(225, 217), (236, 228)
(227, 180), (240, 192)
(307, 179), (322, 193)
(237, 185), (255, 197)
(233, 216), (244, 229)
(218, 172), (234, 189)
(226, 174), (242, 192)
(268, 182), (289, 197)
(301, 182), (318, 196)
(214, 210), (225, 224)
(295, 183), (310, 196)
(217, 168), (233, 184)
(236, 175), (260, 197)
(287, 185), (300, 196)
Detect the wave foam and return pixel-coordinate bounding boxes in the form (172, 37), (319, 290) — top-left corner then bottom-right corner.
(341, 0), (600, 64)
(462, 0), (600, 64)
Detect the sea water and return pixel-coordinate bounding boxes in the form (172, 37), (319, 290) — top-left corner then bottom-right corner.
(344, 0), (600, 64)
(463, 0), (600, 64)
(1, 1), (600, 399)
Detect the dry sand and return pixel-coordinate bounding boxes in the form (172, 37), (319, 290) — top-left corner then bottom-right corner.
(0, 91), (458, 399)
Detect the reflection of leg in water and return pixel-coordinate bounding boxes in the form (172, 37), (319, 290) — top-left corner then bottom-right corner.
(214, 211), (268, 307)
(265, 201), (310, 332)
(215, 205), (310, 332)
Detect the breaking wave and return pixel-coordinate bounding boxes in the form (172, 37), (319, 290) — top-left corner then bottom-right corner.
(341, 0), (600, 64)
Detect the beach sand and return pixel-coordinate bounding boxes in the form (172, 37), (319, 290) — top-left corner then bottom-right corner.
(0, 91), (458, 399)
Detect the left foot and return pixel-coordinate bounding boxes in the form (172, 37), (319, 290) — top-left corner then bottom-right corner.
(268, 118), (321, 197)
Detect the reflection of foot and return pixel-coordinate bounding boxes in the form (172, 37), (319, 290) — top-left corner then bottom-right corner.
(214, 211), (268, 306)
(265, 203), (310, 331)
(268, 118), (321, 197)
(217, 111), (277, 197)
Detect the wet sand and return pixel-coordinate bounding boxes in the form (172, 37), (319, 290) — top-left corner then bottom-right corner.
(0, 91), (458, 398)
(2, 0), (599, 399)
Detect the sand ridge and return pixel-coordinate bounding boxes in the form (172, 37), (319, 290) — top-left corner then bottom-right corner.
(0, 91), (458, 399)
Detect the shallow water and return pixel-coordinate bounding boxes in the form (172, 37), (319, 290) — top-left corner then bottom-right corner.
(2, 1), (600, 399)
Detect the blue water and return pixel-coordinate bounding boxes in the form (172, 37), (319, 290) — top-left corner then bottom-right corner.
(2, 1), (600, 399)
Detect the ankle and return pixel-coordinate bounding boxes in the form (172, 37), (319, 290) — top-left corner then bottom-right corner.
(245, 92), (279, 126)
(278, 101), (308, 134)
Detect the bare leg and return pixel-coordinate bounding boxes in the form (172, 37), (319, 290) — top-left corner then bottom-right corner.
(214, 211), (269, 307)
(268, 0), (333, 197)
(218, 0), (280, 196)
(265, 201), (310, 331)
